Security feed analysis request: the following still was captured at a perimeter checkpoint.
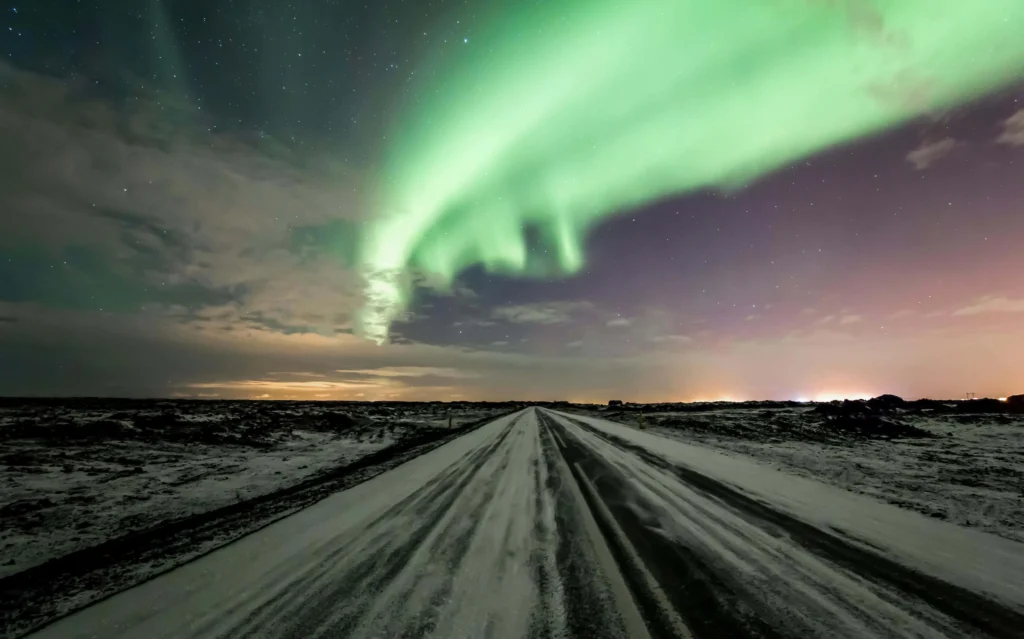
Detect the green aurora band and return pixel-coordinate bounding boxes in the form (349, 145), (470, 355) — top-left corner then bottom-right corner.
(357, 0), (1024, 344)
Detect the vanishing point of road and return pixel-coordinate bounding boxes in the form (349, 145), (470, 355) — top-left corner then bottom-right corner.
(27, 408), (1024, 638)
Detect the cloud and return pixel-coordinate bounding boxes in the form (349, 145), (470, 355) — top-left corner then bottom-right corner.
(189, 379), (384, 393)
(839, 314), (863, 325)
(606, 317), (632, 328)
(334, 366), (480, 379)
(0, 295), (705, 401)
(0, 61), (367, 337)
(491, 301), (593, 325)
(906, 138), (956, 169)
(951, 296), (1024, 316)
(649, 334), (693, 344)
(997, 110), (1024, 147)
(0, 64), (595, 398)
(452, 317), (498, 328)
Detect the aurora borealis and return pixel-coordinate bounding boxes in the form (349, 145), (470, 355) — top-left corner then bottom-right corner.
(2, 0), (1024, 400)
(358, 0), (1024, 344)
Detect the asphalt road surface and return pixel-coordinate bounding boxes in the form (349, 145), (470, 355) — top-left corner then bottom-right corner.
(27, 408), (1024, 638)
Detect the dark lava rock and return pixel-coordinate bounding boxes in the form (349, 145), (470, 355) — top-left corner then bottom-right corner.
(296, 411), (360, 434)
(1, 451), (41, 467)
(133, 413), (179, 430)
(816, 396), (905, 418)
(905, 399), (953, 414)
(867, 394), (905, 411)
(823, 414), (932, 439)
(1006, 395), (1024, 411)
(0, 498), (55, 517)
(812, 399), (931, 439)
(320, 411), (359, 431)
(814, 400), (877, 417)
(956, 399), (1011, 414)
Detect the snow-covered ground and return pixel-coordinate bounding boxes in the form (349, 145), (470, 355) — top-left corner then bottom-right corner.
(0, 434), (385, 578)
(0, 400), (511, 579)
(5, 400), (1023, 638)
(548, 410), (1024, 632)
(23, 407), (1024, 639)
(569, 404), (1024, 543)
(24, 409), (619, 639)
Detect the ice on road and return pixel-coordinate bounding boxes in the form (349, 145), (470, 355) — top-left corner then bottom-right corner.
(27, 408), (1024, 638)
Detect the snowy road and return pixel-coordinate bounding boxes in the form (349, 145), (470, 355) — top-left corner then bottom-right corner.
(27, 408), (1024, 638)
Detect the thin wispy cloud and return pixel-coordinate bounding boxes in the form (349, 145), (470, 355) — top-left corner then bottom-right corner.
(997, 110), (1024, 147)
(906, 138), (956, 169)
(492, 302), (594, 325)
(952, 296), (1024, 316)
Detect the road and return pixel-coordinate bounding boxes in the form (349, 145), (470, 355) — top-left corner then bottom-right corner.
(27, 408), (1024, 639)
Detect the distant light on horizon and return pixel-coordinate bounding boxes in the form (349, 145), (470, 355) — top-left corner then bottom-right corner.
(814, 391), (873, 402)
(999, 397), (1008, 402)
(687, 392), (881, 403)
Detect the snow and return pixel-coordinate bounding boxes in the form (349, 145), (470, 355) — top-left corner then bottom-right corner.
(26, 409), (615, 639)
(16, 406), (1024, 638)
(0, 400), (509, 579)
(0, 434), (388, 578)
(555, 409), (1024, 611)
(610, 408), (1024, 543)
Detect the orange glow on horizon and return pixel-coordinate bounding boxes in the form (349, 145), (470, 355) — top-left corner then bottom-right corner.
(684, 390), (877, 404)
(813, 391), (874, 402)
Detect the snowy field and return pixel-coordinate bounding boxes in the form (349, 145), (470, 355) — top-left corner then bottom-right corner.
(568, 398), (1024, 543)
(0, 399), (511, 579)
(19, 407), (1024, 639)
(3, 398), (1023, 638)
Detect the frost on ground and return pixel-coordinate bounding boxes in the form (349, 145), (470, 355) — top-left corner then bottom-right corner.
(571, 397), (1024, 543)
(0, 399), (509, 579)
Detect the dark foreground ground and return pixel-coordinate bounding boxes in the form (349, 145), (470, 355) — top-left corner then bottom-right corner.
(2, 399), (1024, 637)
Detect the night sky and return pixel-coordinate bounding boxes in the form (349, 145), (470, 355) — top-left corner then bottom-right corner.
(2, 0), (1023, 401)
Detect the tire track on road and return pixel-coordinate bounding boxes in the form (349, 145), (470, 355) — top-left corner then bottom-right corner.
(215, 412), (526, 638)
(547, 409), (1024, 638)
(281, 412), (525, 637)
(531, 415), (639, 639)
(538, 411), (691, 639)
(539, 414), (653, 639)
(349, 424), (520, 638)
